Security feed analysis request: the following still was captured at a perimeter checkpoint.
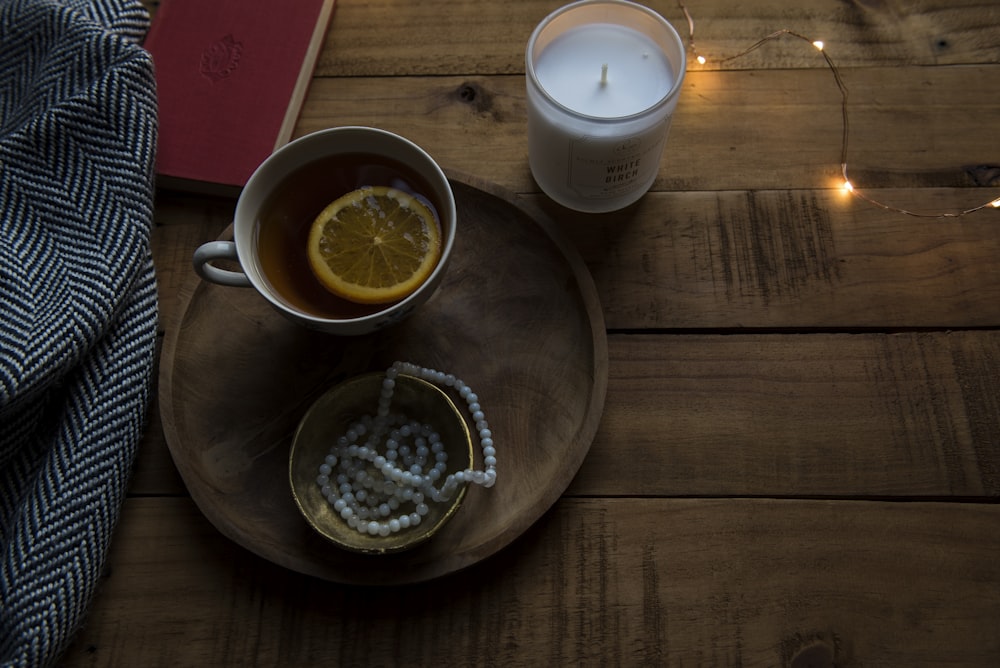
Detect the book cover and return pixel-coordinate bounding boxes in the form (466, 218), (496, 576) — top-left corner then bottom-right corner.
(145, 0), (336, 195)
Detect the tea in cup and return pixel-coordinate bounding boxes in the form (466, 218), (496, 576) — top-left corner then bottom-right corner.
(193, 126), (457, 335)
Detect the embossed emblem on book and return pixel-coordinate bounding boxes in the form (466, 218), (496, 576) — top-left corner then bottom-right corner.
(200, 34), (243, 82)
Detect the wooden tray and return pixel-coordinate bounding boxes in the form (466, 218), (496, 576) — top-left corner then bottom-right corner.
(159, 173), (608, 585)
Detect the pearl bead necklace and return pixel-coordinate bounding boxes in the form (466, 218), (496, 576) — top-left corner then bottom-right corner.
(316, 361), (497, 537)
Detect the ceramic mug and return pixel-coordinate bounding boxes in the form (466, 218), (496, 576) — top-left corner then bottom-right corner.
(193, 127), (457, 336)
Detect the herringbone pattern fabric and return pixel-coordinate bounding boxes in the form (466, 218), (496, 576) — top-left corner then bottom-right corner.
(0, 0), (158, 665)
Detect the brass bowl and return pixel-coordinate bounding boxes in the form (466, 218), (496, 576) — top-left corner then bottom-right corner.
(289, 372), (472, 554)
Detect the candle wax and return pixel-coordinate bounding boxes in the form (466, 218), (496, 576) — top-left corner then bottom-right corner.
(534, 23), (674, 118)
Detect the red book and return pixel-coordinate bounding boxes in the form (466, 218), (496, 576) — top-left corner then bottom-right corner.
(145, 0), (336, 195)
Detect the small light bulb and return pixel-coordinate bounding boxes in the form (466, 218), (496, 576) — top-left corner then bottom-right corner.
(812, 40), (825, 51)
(842, 179), (854, 193)
(991, 197), (1000, 208)
(696, 55), (706, 65)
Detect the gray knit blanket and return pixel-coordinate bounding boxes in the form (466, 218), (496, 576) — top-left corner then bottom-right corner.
(0, 0), (158, 665)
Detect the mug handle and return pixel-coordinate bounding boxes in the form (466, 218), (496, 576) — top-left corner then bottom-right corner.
(192, 240), (252, 287)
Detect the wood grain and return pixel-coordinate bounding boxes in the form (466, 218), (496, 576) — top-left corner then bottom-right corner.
(293, 67), (1000, 195)
(574, 331), (1000, 498)
(157, 176), (607, 583)
(62, 496), (1000, 667)
(134, 330), (1000, 500)
(102, 2), (1000, 666)
(556, 188), (1000, 330)
(317, 0), (1000, 76)
(152, 185), (1000, 334)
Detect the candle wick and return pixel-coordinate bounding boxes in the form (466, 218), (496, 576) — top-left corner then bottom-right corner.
(600, 63), (608, 86)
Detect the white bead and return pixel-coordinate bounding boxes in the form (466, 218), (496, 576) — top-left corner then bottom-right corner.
(316, 362), (500, 538)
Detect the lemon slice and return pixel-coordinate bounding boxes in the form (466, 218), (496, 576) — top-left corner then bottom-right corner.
(307, 186), (442, 304)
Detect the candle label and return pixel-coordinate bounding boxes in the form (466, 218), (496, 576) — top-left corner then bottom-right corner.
(567, 118), (671, 200)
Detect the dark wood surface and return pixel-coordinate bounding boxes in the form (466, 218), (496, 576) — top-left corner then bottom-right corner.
(63, 1), (1000, 665)
(158, 176), (607, 584)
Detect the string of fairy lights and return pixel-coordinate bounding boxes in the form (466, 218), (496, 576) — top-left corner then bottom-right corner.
(674, 1), (1000, 219)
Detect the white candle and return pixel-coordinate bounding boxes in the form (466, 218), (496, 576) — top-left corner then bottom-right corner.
(526, 0), (686, 213)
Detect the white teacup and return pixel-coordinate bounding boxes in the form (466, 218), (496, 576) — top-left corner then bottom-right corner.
(193, 127), (457, 336)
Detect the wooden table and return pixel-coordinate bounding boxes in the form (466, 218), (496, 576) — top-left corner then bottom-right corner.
(64, 1), (1000, 665)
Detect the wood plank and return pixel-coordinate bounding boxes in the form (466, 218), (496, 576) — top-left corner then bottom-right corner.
(316, 0), (1000, 76)
(151, 183), (1000, 333)
(572, 331), (1000, 498)
(294, 67), (1000, 194)
(131, 331), (1000, 498)
(62, 496), (1000, 667)
(554, 188), (1000, 330)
